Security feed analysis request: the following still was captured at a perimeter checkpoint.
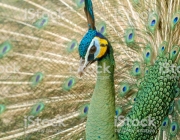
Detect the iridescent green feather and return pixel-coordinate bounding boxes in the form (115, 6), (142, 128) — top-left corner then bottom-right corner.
(125, 28), (135, 45)
(0, 105), (6, 114)
(175, 87), (180, 98)
(171, 12), (180, 30)
(0, 41), (12, 58)
(158, 41), (168, 56)
(143, 45), (152, 64)
(79, 103), (90, 118)
(76, 0), (84, 8)
(170, 122), (179, 136)
(119, 56), (180, 139)
(131, 62), (141, 76)
(161, 117), (170, 130)
(147, 12), (159, 33)
(33, 17), (49, 29)
(115, 107), (123, 116)
(168, 101), (174, 115)
(62, 77), (76, 91)
(30, 72), (44, 87)
(97, 22), (107, 35)
(130, 94), (137, 105)
(67, 39), (78, 53)
(118, 82), (130, 97)
(170, 45), (179, 62)
(144, 67), (149, 75)
(30, 102), (45, 116)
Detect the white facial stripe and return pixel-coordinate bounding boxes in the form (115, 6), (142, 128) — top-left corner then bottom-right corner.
(94, 38), (100, 58)
(81, 37), (101, 71)
(85, 37), (100, 61)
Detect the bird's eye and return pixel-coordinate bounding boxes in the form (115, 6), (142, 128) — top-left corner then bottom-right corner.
(90, 46), (96, 54)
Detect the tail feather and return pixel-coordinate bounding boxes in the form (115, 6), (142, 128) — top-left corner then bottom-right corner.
(0, 0), (180, 139)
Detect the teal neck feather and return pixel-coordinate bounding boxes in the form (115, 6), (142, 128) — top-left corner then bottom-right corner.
(86, 43), (117, 140)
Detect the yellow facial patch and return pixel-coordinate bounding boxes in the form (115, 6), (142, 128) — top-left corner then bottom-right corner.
(96, 38), (108, 59)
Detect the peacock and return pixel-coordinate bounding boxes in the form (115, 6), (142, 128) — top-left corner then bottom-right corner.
(0, 0), (180, 140)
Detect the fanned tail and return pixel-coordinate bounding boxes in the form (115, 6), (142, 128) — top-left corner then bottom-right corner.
(0, 0), (179, 139)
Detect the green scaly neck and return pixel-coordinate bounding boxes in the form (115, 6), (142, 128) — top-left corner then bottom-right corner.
(85, 44), (117, 140)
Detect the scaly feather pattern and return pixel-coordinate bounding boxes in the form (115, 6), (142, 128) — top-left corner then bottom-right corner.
(0, 0), (179, 140)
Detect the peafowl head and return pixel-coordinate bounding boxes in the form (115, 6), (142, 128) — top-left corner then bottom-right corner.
(78, 0), (109, 76)
(78, 30), (109, 75)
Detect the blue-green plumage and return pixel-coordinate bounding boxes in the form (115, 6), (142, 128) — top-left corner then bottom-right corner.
(0, 0), (180, 140)
(84, 0), (94, 19)
(78, 30), (97, 58)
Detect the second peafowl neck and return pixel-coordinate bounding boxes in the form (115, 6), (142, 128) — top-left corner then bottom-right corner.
(85, 43), (117, 140)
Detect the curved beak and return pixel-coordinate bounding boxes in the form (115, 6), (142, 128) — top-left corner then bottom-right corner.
(78, 57), (94, 77)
